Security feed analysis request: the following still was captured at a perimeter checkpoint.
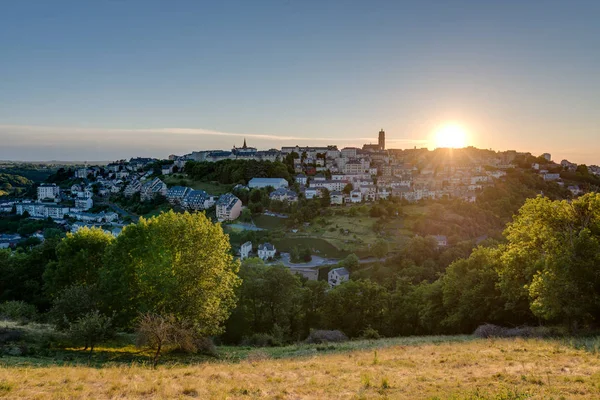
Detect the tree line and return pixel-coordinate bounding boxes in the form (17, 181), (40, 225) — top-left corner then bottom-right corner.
(1, 194), (599, 351)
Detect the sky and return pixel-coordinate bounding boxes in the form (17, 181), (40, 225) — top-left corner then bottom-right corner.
(0, 0), (599, 164)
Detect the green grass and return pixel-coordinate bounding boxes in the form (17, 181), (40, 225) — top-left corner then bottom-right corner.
(272, 237), (349, 259)
(253, 214), (287, 230)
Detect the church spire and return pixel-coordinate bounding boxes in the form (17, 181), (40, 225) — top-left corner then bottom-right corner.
(243, 138), (247, 149)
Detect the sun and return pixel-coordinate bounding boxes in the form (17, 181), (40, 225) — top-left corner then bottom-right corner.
(434, 124), (468, 148)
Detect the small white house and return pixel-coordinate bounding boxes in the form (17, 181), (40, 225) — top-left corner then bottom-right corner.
(240, 241), (252, 260)
(433, 235), (448, 247)
(257, 243), (276, 260)
(328, 267), (350, 287)
(350, 190), (362, 203)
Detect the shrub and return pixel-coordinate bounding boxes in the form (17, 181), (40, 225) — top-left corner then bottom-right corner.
(361, 326), (381, 340)
(0, 327), (24, 344)
(48, 284), (98, 331)
(305, 329), (348, 344)
(473, 324), (504, 338)
(194, 336), (217, 356)
(0, 301), (38, 323)
(241, 333), (278, 347)
(473, 324), (554, 339)
(68, 310), (115, 356)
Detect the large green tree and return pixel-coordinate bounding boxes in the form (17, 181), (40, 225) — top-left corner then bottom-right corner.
(43, 227), (114, 297)
(498, 194), (600, 326)
(102, 211), (241, 333)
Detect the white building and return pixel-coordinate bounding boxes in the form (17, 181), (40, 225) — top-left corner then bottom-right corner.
(257, 243), (276, 260)
(240, 241), (253, 260)
(433, 235), (448, 247)
(328, 267), (350, 287)
(216, 193), (242, 221)
(37, 184), (60, 200)
(74, 197), (93, 211)
(350, 190), (362, 203)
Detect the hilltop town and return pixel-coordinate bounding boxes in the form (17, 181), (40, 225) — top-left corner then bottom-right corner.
(1, 129), (599, 280)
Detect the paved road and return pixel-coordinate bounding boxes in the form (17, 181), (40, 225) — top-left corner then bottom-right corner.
(274, 253), (385, 268)
(103, 201), (139, 222)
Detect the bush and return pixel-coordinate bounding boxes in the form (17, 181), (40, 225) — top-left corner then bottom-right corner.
(194, 336), (217, 356)
(0, 327), (24, 344)
(68, 310), (115, 354)
(241, 333), (279, 347)
(473, 324), (553, 339)
(0, 301), (38, 323)
(360, 326), (381, 340)
(305, 330), (348, 344)
(48, 284), (98, 331)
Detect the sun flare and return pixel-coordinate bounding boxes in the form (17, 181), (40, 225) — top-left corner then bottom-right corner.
(435, 124), (468, 148)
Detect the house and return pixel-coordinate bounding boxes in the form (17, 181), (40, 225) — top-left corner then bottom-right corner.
(216, 193), (242, 221)
(568, 185), (582, 196)
(161, 165), (175, 175)
(140, 178), (168, 201)
(295, 174), (308, 186)
(257, 243), (276, 260)
(240, 241), (253, 260)
(344, 159), (364, 174)
(269, 188), (298, 202)
(328, 267), (350, 287)
(330, 191), (344, 205)
(37, 184), (60, 200)
(433, 235), (448, 247)
(182, 190), (217, 210)
(74, 197), (93, 211)
(0, 234), (22, 249)
(166, 186), (191, 205)
(248, 178), (289, 189)
(543, 173), (561, 181)
(303, 188), (319, 199)
(124, 180), (142, 197)
(350, 190), (362, 203)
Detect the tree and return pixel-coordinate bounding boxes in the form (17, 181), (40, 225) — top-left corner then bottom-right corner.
(49, 284), (99, 331)
(68, 310), (114, 358)
(343, 183), (353, 195)
(324, 279), (389, 337)
(498, 194), (600, 328)
(441, 247), (510, 333)
(102, 211), (241, 333)
(320, 188), (331, 208)
(136, 312), (197, 368)
(372, 239), (389, 260)
(43, 227), (114, 297)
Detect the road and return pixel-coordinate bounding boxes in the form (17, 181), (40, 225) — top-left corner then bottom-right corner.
(102, 201), (139, 223)
(274, 253), (385, 268)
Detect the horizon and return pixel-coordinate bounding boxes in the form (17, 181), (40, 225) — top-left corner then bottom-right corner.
(1, 1), (599, 165)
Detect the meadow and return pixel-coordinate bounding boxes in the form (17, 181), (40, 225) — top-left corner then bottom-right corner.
(2, 335), (600, 399)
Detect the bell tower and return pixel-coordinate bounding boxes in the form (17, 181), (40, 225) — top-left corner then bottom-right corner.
(378, 129), (385, 150)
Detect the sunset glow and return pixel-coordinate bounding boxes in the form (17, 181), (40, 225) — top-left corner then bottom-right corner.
(435, 124), (468, 149)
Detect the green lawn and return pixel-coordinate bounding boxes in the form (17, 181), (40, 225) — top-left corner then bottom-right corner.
(272, 237), (349, 259)
(253, 214), (287, 230)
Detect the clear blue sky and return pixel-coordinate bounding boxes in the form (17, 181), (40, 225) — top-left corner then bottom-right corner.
(1, 0), (599, 163)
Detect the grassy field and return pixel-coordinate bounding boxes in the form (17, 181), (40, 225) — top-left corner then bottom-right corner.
(273, 237), (349, 259)
(253, 214), (287, 230)
(2, 335), (600, 399)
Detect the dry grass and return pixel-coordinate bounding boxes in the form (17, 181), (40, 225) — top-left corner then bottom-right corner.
(2, 338), (600, 399)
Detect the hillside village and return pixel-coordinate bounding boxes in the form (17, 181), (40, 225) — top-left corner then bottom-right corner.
(1, 130), (599, 275)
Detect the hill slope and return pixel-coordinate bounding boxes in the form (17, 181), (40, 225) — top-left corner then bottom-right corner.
(1, 338), (599, 399)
